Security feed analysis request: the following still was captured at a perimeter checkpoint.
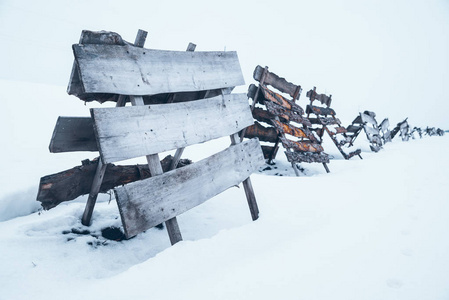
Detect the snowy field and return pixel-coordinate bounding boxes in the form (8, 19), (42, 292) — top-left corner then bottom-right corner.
(1, 80), (449, 299)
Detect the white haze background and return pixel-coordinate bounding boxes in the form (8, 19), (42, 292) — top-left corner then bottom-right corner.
(0, 0), (449, 299)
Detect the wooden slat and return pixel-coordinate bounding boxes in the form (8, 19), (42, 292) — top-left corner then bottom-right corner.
(284, 151), (329, 163)
(72, 44), (245, 97)
(306, 89), (332, 107)
(244, 122), (278, 143)
(279, 136), (324, 153)
(364, 125), (379, 135)
(115, 138), (265, 238)
(253, 65), (300, 99)
(306, 105), (336, 116)
(49, 117), (97, 153)
(37, 155), (192, 210)
(252, 107), (275, 124)
(346, 124), (362, 133)
(260, 86), (304, 114)
(379, 118), (390, 130)
(360, 112), (377, 126)
(271, 119), (319, 143)
(91, 93), (254, 163)
(308, 117), (340, 126)
(264, 102), (311, 127)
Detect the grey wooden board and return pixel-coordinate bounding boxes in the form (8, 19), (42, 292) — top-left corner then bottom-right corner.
(115, 138), (265, 238)
(73, 44), (245, 96)
(49, 117), (98, 152)
(68, 31), (130, 99)
(91, 94), (254, 163)
(364, 125), (379, 136)
(361, 113), (377, 126)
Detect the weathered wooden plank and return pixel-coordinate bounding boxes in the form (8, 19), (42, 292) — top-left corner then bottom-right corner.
(244, 122), (278, 143)
(261, 145), (276, 159)
(264, 101), (311, 127)
(72, 44), (245, 97)
(37, 156), (192, 210)
(271, 119), (319, 143)
(346, 124), (362, 133)
(49, 117), (97, 153)
(306, 89), (332, 107)
(252, 107), (275, 124)
(260, 86), (304, 114)
(306, 105), (336, 116)
(284, 151), (329, 163)
(80, 31), (150, 227)
(379, 118), (390, 130)
(308, 117), (340, 126)
(253, 65), (301, 99)
(92, 94), (253, 163)
(351, 115), (363, 125)
(279, 136), (324, 153)
(68, 30), (133, 101)
(326, 126), (347, 135)
(115, 138), (265, 238)
(360, 112), (377, 126)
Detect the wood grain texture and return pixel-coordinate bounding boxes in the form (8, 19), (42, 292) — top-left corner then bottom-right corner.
(284, 151), (329, 163)
(360, 112), (377, 126)
(115, 138), (265, 238)
(244, 122), (278, 143)
(253, 65), (301, 99)
(67, 30), (131, 100)
(306, 89), (332, 107)
(306, 105), (336, 116)
(37, 156), (192, 209)
(49, 117), (97, 153)
(91, 94), (254, 163)
(72, 44), (245, 96)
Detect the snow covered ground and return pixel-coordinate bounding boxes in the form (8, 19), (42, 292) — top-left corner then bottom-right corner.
(1, 80), (448, 299)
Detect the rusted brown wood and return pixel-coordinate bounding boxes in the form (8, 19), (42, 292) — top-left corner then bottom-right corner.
(264, 101), (311, 127)
(253, 65), (301, 99)
(252, 107), (275, 124)
(306, 88), (332, 107)
(279, 136), (324, 153)
(326, 126), (347, 135)
(37, 156), (192, 210)
(308, 117), (340, 126)
(261, 145), (276, 159)
(306, 105), (336, 116)
(244, 122), (278, 143)
(260, 86), (304, 114)
(271, 119), (319, 143)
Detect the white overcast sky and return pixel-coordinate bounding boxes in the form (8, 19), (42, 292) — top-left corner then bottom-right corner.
(1, 0), (448, 128)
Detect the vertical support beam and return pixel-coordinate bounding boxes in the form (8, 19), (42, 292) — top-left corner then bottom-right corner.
(81, 160), (107, 225)
(130, 94), (183, 244)
(291, 161), (301, 177)
(230, 133), (259, 220)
